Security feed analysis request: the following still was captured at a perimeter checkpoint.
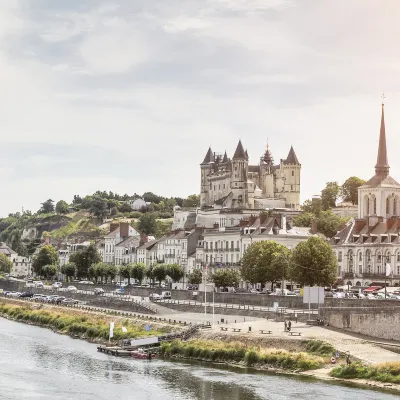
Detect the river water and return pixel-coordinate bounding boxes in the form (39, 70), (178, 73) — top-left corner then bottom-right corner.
(0, 318), (398, 400)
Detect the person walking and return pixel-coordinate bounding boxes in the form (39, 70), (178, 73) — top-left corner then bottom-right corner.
(284, 320), (287, 332)
(287, 320), (292, 332)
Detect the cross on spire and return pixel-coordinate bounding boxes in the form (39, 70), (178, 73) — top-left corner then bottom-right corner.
(381, 92), (386, 104)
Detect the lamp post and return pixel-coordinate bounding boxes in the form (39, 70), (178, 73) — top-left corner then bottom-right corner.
(206, 283), (215, 327)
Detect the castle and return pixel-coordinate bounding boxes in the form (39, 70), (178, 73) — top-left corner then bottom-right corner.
(200, 140), (301, 210)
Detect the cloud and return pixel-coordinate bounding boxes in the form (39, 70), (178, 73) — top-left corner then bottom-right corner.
(1, 0), (400, 216)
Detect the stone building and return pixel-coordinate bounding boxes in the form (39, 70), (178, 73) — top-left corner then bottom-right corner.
(330, 103), (400, 287)
(200, 140), (301, 210)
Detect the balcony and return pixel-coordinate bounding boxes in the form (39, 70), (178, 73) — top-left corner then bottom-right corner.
(362, 273), (387, 280)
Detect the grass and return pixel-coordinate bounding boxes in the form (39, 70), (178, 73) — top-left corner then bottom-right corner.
(305, 340), (336, 357)
(160, 339), (324, 371)
(0, 301), (168, 341)
(330, 362), (400, 384)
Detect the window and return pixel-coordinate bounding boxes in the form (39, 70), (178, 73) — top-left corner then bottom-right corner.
(338, 251), (342, 262)
(395, 197), (398, 215)
(358, 252), (362, 261)
(386, 197), (390, 214)
(397, 253), (400, 262)
(359, 266), (362, 275)
(377, 253), (382, 262)
(377, 265), (381, 274)
(397, 266), (400, 275)
(367, 250), (371, 261)
(292, 171), (294, 176)
(223, 184), (225, 189)
(291, 185), (293, 191)
(231, 241), (234, 249)
(373, 197), (377, 214)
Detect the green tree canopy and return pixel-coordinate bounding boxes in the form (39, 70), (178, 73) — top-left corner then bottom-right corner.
(211, 268), (241, 288)
(55, 200), (69, 214)
(61, 262), (77, 282)
(241, 240), (291, 286)
(152, 264), (167, 286)
(131, 263), (146, 283)
(341, 176), (365, 205)
(290, 236), (337, 287)
(89, 262), (109, 283)
(187, 269), (203, 285)
(0, 254), (13, 274)
(42, 264), (57, 279)
(119, 265), (131, 284)
(69, 243), (101, 279)
(32, 245), (59, 276)
(301, 198), (322, 215)
(138, 213), (157, 235)
(183, 194), (200, 208)
(166, 264), (184, 282)
(39, 199), (55, 214)
(321, 182), (340, 210)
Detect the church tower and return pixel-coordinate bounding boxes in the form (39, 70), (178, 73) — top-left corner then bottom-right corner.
(358, 102), (400, 219)
(281, 146), (301, 209)
(230, 140), (248, 207)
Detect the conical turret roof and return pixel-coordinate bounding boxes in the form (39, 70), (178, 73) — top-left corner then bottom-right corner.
(201, 147), (214, 165)
(284, 146), (300, 164)
(222, 151), (228, 163)
(375, 103), (389, 178)
(233, 140), (246, 160)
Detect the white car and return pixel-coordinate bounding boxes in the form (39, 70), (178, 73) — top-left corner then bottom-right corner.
(79, 280), (94, 285)
(7, 292), (21, 298)
(149, 293), (162, 301)
(34, 281), (44, 288)
(52, 282), (62, 289)
(67, 286), (77, 292)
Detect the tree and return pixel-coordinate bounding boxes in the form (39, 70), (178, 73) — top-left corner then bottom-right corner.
(145, 265), (155, 286)
(152, 264), (167, 286)
(42, 264), (57, 279)
(301, 198), (322, 215)
(183, 194), (200, 208)
(69, 243), (101, 279)
(0, 254), (12, 274)
(118, 203), (133, 213)
(321, 182), (340, 210)
(119, 265), (131, 284)
(55, 200), (69, 214)
(32, 245), (59, 276)
(131, 263), (146, 284)
(89, 262), (109, 283)
(241, 240), (291, 286)
(88, 196), (108, 220)
(138, 213), (157, 235)
(341, 176), (366, 205)
(293, 212), (314, 228)
(166, 264), (184, 282)
(155, 220), (172, 238)
(187, 269), (203, 285)
(106, 264), (118, 284)
(291, 236), (337, 287)
(61, 262), (77, 282)
(211, 268), (241, 288)
(39, 199), (55, 214)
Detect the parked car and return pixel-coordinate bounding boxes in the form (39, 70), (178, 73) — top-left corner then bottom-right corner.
(34, 281), (44, 288)
(161, 291), (171, 299)
(94, 288), (105, 295)
(67, 286), (77, 292)
(55, 296), (66, 304)
(7, 291), (21, 298)
(186, 285), (198, 290)
(61, 298), (79, 305)
(249, 289), (259, 294)
(149, 293), (162, 301)
(79, 280), (94, 285)
(19, 291), (34, 298)
(112, 288), (124, 295)
(52, 282), (62, 289)
(32, 294), (45, 301)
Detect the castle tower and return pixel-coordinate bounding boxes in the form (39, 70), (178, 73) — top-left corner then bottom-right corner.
(358, 102), (400, 219)
(281, 146), (301, 209)
(231, 140), (248, 207)
(259, 143), (275, 197)
(200, 147), (214, 207)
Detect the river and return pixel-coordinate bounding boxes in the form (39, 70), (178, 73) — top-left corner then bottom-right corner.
(0, 318), (398, 400)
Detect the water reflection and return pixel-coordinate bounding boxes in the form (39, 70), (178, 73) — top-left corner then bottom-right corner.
(0, 318), (399, 400)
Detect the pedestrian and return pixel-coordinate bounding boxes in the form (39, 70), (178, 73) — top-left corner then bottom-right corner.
(284, 320), (287, 332)
(346, 353), (351, 365)
(288, 320), (292, 332)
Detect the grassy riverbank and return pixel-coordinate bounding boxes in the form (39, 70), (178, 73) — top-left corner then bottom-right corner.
(160, 339), (327, 371)
(330, 362), (400, 384)
(0, 300), (169, 342)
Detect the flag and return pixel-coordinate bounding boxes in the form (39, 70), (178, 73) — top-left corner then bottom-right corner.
(109, 322), (114, 338)
(386, 263), (391, 277)
(122, 326), (127, 333)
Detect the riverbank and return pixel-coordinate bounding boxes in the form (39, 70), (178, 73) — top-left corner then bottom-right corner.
(1, 298), (400, 394)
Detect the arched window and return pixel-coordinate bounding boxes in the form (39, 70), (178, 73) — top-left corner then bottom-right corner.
(377, 265), (381, 274)
(377, 252), (382, 262)
(358, 252), (362, 261)
(386, 197), (390, 214)
(394, 196), (399, 216)
(373, 196), (377, 214)
(364, 195), (369, 216)
(366, 249), (371, 261)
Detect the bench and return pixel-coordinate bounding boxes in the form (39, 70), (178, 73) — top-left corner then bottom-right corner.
(288, 332), (301, 336)
(220, 327), (228, 331)
(259, 330), (272, 334)
(232, 328), (242, 333)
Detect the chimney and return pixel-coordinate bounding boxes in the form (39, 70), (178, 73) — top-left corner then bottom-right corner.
(120, 222), (130, 238)
(354, 219), (367, 233)
(110, 222), (119, 233)
(311, 220), (318, 234)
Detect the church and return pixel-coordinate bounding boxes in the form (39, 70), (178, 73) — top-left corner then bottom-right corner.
(199, 140), (301, 210)
(330, 103), (400, 287)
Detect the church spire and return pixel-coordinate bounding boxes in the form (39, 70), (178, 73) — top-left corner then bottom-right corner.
(375, 102), (389, 178)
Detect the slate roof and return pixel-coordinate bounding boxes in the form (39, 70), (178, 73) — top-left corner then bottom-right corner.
(284, 146), (300, 165)
(232, 140), (246, 159)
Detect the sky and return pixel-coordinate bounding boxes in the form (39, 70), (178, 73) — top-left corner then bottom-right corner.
(1, 0), (400, 217)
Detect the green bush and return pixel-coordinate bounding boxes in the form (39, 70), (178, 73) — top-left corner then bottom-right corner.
(330, 362), (400, 383)
(306, 340), (336, 356)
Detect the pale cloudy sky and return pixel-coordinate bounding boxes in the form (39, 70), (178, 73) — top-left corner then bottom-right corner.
(1, 0), (400, 216)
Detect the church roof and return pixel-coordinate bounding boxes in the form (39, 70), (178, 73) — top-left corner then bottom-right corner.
(201, 147), (214, 165)
(361, 103), (400, 189)
(233, 140), (246, 160)
(284, 146), (300, 164)
(222, 151), (228, 163)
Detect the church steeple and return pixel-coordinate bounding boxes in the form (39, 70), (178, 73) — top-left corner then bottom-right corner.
(375, 102), (389, 178)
